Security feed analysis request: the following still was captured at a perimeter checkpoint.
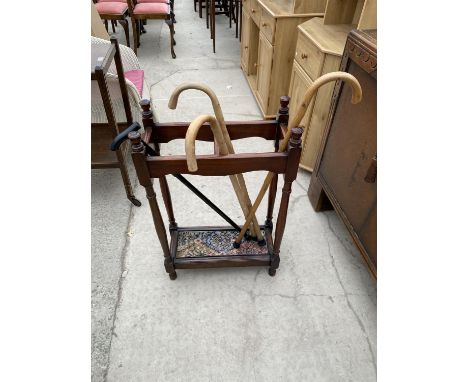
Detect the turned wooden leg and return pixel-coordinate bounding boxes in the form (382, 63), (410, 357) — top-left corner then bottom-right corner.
(111, 20), (116, 33)
(145, 183), (176, 279)
(266, 174), (278, 230)
(131, 19), (138, 55)
(235, 0), (239, 38)
(165, 19), (176, 59)
(104, 19), (109, 32)
(130, 132), (177, 280)
(115, 148), (141, 207)
(118, 19), (130, 47)
(159, 176), (177, 230)
(269, 180), (291, 276)
(211, 0), (216, 52)
(269, 127), (303, 276)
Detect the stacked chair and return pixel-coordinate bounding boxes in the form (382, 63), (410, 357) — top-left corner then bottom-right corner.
(93, 0), (176, 58)
(195, 0), (240, 52)
(93, 0), (130, 47)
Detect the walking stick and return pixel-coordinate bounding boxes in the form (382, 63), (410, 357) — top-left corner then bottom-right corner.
(169, 83), (265, 245)
(185, 114), (263, 243)
(233, 72), (363, 246)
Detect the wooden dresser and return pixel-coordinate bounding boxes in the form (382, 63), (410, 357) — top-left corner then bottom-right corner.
(240, 0), (326, 118)
(308, 29), (377, 277)
(288, 0), (377, 171)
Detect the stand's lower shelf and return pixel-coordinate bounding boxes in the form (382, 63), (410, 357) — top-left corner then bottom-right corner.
(170, 226), (273, 269)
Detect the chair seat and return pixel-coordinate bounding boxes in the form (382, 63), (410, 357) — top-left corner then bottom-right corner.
(133, 3), (169, 14)
(124, 70), (144, 96)
(95, 2), (128, 15)
(137, 0), (169, 3)
(98, 0), (127, 3)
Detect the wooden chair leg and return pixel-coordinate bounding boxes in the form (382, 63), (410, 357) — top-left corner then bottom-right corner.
(206, 0), (209, 28)
(104, 19), (109, 32)
(118, 19), (130, 47)
(165, 19), (177, 59)
(111, 20), (116, 33)
(115, 148), (141, 206)
(239, 0), (242, 41)
(131, 19), (138, 55)
(211, 0), (216, 53)
(199, 0), (203, 18)
(235, 0), (239, 38)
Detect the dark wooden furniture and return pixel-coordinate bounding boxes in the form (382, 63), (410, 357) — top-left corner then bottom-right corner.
(93, 0), (131, 47)
(126, 0), (176, 58)
(127, 97), (302, 279)
(308, 29), (377, 277)
(196, 0), (240, 52)
(91, 36), (141, 206)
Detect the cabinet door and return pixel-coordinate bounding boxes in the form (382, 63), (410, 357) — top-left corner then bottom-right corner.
(318, 60), (377, 267)
(256, 33), (274, 112)
(240, 9), (251, 72)
(301, 55), (341, 171)
(288, 61), (314, 138)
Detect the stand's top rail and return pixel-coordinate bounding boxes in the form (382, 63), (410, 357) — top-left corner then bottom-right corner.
(146, 120), (284, 144)
(144, 151), (289, 177)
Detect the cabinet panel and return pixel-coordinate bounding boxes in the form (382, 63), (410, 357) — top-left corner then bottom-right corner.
(260, 7), (276, 44)
(250, 0), (260, 25)
(319, 60), (377, 236)
(242, 0), (251, 14)
(240, 10), (250, 71)
(288, 62), (314, 134)
(295, 30), (324, 81)
(256, 34), (274, 111)
(300, 55), (341, 171)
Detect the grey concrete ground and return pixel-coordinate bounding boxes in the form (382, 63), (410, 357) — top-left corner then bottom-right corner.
(92, 1), (377, 381)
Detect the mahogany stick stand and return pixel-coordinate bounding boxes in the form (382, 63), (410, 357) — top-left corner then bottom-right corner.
(129, 97), (303, 279)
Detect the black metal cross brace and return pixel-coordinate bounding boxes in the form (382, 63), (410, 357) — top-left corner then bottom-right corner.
(110, 123), (245, 233)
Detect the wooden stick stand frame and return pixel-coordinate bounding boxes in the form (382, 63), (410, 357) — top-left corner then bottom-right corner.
(129, 96), (303, 280)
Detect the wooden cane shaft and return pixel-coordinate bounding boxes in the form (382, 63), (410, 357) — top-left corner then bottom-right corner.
(171, 83), (263, 239)
(185, 114), (259, 235)
(236, 172), (275, 243)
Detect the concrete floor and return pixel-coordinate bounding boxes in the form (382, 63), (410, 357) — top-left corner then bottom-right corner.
(92, 1), (377, 381)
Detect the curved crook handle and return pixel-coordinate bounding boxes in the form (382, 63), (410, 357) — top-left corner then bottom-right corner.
(168, 83), (227, 130)
(185, 114), (228, 172)
(168, 83), (236, 153)
(280, 71), (362, 152)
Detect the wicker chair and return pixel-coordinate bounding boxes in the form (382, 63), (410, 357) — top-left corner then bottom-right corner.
(91, 36), (154, 126)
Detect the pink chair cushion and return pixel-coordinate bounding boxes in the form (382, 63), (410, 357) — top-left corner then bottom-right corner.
(124, 70), (144, 97)
(133, 3), (169, 14)
(95, 2), (128, 14)
(98, 0), (127, 3)
(137, 0), (169, 3)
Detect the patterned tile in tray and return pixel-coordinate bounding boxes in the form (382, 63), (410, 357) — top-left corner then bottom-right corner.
(176, 230), (269, 258)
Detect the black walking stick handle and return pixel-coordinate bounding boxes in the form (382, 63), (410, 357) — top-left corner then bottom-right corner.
(109, 124), (249, 236)
(110, 122), (142, 151)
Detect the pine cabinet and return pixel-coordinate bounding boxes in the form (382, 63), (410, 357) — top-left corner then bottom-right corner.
(289, 0), (377, 171)
(240, 0), (326, 118)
